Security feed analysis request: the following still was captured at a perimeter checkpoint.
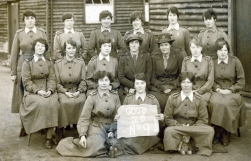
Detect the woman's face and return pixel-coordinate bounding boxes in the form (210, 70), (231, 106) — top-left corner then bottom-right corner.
(65, 43), (76, 58)
(168, 12), (178, 25)
(100, 43), (112, 56)
(204, 17), (215, 29)
(129, 40), (140, 52)
(64, 17), (74, 30)
(181, 78), (193, 94)
(160, 42), (171, 55)
(24, 16), (36, 29)
(190, 43), (202, 58)
(98, 76), (110, 90)
(217, 45), (228, 60)
(35, 42), (46, 55)
(134, 79), (146, 94)
(132, 17), (143, 30)
(101, 16), (112, 28)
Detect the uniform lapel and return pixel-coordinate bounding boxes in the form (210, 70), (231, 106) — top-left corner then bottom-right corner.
(127, 54), (136, 73)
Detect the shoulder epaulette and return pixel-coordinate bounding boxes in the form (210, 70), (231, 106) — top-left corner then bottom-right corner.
(229, 55), (237, 59)
(25, 56), (33, 62)
(162, 28), (168, 32)
(183, 55), (192, 61)
(126, 93), (135, 97)
(37, 27), (46, 33)
(74, 29), (82, 32)
(76, 57), (84, 61)
(203, 55), (212, 60)
(55, 58), (63, 63)
(45, 57), (52, 61)
(181, 26), (188, 29)
(16, 28), (24, 33)
(199, 28), (206, 33)
(145, 29), (152, 33)
(170, 92), (180, 98)
(216, 28), (224, 32)
(90, 89), (98, 96)
(90, 55), (98, 61)
(110, 90), (118, 95)
(55, 30), (64, 35)
(146, 94), (156, 99)
(141, 50), (150, 55)
(194, 92), (202, 99)
(110, 55), (118, 60)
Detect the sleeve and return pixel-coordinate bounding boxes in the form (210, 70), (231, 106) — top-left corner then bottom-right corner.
(229, 59), (245, 92)
(77, 95), (94, 137)
(80, 32), (88, 59)
(87, 30), (97, 58)
(151, 56), (163, 88)
(145, 54), (153, 86)
(164, 97), (182, 126)
(21, 61), (40, 94)
(116, 31), (127, 58)
(54, 63), (67, 93)
(10, 32), (20, 76)
(78, 61), (87, 93)
(109, 95), (121, 132)
(53, 34), (63, 60)
(194, 99), (208, 126)
(110, 60), (120, 89)
(149, 33), (159, 55)
(46, 62), (56, 93)
(184, 29), (191, 56)
(118, 57), (134, 88)
(86, 59), (98, 90)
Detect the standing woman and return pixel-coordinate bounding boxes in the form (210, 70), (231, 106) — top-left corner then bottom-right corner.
(198, 8), (231, 59)
(10, 10), (47, 136)
(181, 37), (214, 104)
(124, 11), (158, 55)
(118, 33), (152, 103)
(54, 12), (88, 61)
(209, 38), (245, 146)
(20, 38), (59, 149)
(54, 39), (87, 132)
(86, 37), (120, 95)
(150, 33), (183, 112)
(162, 6), (191, 58)
(87, 10), (126, 62)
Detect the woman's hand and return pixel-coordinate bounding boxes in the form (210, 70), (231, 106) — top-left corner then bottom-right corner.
(164, 89), (172, 94)
(219, 89), (232, 95)
(10, 75), (17, 83)
(65, 92), (74, 98)
(72, 91), (80, 98)
(37, 90), (46, 96)
(155, 114), (164, 121)
(44, 91), (52, 98)
(114, 114), (120, 121)
(129, 88), (136, 94)
(107, 132), (114, 138)
(79, 136), (86, 148)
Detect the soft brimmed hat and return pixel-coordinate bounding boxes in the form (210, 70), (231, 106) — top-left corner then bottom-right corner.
(124, 33), (143, 45)
(156, 33), (175, 44)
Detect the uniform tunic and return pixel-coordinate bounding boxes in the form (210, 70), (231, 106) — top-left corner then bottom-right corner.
(54, 57), (87, 128)
(86, 55), (120, 94)
(56, 90), (121, 157)
(164, 92), (214, 156)
(209, 56), (245, 133)
(198, 26), (231, 59)
(162, 25), (191, 57)
(149, 51), (183, 112)
(87, 28), (127, 62)
(118, 51), (152, 103)
(181, 55), (214, 103)
(53, 29), (87, 60)
(20, 58), (59, 134)
(124, 29), (159, 55)
(118, 93), (161, 155)
(10, 27), (47, 113)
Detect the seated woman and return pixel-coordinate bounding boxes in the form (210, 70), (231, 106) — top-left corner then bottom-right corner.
(20, 38), (59, 149)
(163, 72), (214, 156)
(150, 33), (183, 112)
(118, 73), (164, 155)
(56, 71), (121, 157)
(86, 37), (120, 95)
(181, 37), (214, 104)
(209, 38), (245, 146)
(118, 33), (152, 103)
(54, 39), (87, 132)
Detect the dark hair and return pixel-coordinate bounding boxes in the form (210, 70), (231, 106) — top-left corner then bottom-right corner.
(62, 12), (75, 22)
(32, 38), (49, 53)
(166, 6), (179, 20)
(23, 10), (36, 21)
(202, 8), (217, 21)
(93, 70), (115, 83)
(99, 10), (113, 21)
(179, 72), (195, 85)
(215, 38), (230, 52)
(130, 11), (144, 24)
(63, 39), (77, 56)
(134, 73), (146, 82)
(189, 36), (202, 47)
(98, 37), (112, 48)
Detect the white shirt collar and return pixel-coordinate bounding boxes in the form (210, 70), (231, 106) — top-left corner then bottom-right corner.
(34, 54), (46, 62)
(64, 28), (75, 34)
(218, 56), (229, 64)
(135, 92), (146, 101)
(99, 54), (110, 62)
(25, 27), (37, 34)
(133, 27), (144, 34)
(101, 26), (111, 33)
(181, 91), (193, 102)
(191, 54), (202, 62)
(167, 23), (179, 31)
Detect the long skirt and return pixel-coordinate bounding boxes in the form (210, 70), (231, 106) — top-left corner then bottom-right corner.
(163, 126), (214, 156)
(58, 93), (86, 128)
(20, 93), (59, 134)
(208, 92), (245, 133)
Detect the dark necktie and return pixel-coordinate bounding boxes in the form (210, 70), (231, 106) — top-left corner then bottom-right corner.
(133, 55), (137, 67)
(194, 59), (199, 68)
(137, 97), (143, 104)
(103, 30), (109, 37)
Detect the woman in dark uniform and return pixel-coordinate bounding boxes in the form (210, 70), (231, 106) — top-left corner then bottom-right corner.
(10, 10), (47, 136)
(150, 33), (183, 112)
(118, 33), (152, 103)
(54, 39), (87, 132)
(209, 38), (245, 146)
(162, 6), (191, 58)
(124, 11), (158, 55)
(20, 38), (59, 149)
(53, 12), (88, 61)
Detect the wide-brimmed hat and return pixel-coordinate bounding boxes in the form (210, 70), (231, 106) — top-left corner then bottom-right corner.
(124, 33), (143, 45)
(156, 33), (175, 44)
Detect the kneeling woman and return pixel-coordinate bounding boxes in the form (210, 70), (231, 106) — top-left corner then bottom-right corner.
(56, 71), (121, 157)
(163, 72), (214, 156)
(20, 38), (59, 149)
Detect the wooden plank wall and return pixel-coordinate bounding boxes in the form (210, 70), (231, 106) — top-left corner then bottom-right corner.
(0, 3), (7, 53)
(149, 0), (228, 37)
